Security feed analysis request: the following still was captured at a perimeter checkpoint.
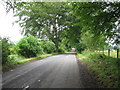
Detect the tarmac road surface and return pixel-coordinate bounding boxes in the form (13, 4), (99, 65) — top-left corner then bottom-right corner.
(2, 52), (84, 88)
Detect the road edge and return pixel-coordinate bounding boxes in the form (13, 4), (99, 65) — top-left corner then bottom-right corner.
(2, 53), (62, 73)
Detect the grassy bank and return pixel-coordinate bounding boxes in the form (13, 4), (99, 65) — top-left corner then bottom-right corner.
(2, 53), (57, 70)
(77, 51), (120, 88)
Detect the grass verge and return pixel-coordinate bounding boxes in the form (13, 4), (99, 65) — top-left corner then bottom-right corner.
(2, 53), (58, 70)
(77, 51), (120, 88)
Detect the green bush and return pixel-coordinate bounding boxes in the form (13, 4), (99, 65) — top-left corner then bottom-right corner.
(75, 43), (86, 53)
(16, 35), (43, 58)
(41, 41), (56, 54)
(58, 48), (66, 53)
(1, 37), (11, 64)
(9, 47), (17, 55)
(7, 55), (17, 62)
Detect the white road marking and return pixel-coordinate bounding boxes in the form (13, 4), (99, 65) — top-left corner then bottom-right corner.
(22, 85), (29, 90)
(10, 70), (14, 71)
(25, 85), (29, 88)
(38, 80), (41, 82)
(15, 75), (21, 78)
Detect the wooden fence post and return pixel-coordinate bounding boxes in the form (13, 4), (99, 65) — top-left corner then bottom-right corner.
(108, 49), (110, 57)
(117, 49), (119, 58)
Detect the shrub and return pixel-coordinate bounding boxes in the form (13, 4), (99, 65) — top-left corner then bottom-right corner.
(58, 48), (66, 53)
(75, 43), (86, 53)
(9, 47), (16, 55)
(16, 35), (43, 58)
(7, 55), (17, 62)
(1, 37), (11, 64)
(41, 41), (56, 54)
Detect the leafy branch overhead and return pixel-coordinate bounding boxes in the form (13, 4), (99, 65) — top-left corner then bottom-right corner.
(4, 1), (120, 51)
(72, 2), (120, 44)
(13, 2), (74, 51)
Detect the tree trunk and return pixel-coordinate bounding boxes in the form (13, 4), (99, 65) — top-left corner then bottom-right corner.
(55, 42), (59, 52)
(52, 38), (59, 53)
(53, 23), (59, 53)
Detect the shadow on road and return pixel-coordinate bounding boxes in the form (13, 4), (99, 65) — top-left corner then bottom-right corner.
(64, 52), (76, 55)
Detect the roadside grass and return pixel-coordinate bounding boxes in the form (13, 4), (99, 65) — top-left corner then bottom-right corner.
(2, 53), (57, 70)
(77, 51), (120, 88)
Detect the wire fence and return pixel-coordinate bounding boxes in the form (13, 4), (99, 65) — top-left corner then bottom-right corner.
(100, 49), (119, 58)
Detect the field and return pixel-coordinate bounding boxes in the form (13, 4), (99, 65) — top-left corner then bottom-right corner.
(96, 50), (119, 58)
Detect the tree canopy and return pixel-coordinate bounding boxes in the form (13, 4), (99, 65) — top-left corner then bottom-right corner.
(4, 1), (120, 51)
(71, 2), (120, 45)
(13, 2), (73, 52)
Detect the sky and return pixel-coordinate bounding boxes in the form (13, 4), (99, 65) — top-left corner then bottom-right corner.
(0, 1), (23, 43)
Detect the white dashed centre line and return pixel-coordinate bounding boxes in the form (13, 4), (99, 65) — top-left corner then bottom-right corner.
(25, 85), (29, 88)
(15, 75), (21, 78)
(22, 85), (29, 90)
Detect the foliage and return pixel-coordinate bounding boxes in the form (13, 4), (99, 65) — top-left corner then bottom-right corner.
(1, 37), (11, 64)
(74, 42), (86, 53)
(71, 2), (120, 45)
(16, 35), (43, 58)
(78, 52), (120, 88)
(2, 54), (53, 69)
(41, 41), (56, 54)
(4, 2), (120, 52)
(81, 31), (108, 51)
(58, 43), (67, 53)
(9, 42), (16, 54)
(61, 23), (86, 52)
(7, 55), (17, 62)
(13, 2), (72, 52)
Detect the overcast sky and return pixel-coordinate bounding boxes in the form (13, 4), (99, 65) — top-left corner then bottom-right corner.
(0, 1), (23, 43)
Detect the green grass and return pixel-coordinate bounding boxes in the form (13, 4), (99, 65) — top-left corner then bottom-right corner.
(78, 51), (120, 88)
(2, 53), (57, 69)
(16, 54), (52, 64)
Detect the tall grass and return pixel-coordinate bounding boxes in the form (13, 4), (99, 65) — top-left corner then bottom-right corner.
(78, 51), (120, 88)
(2, 53), (54, 69)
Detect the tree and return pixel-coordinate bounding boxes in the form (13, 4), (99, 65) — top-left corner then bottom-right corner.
(16, 35), (43, 58)
(81, 31), (108, 51)
(13, 2), (72, 52)
(58, 9), (85, 52)
(71, 2), (120, 45)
